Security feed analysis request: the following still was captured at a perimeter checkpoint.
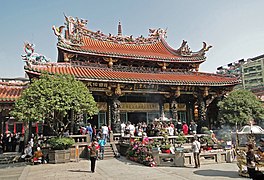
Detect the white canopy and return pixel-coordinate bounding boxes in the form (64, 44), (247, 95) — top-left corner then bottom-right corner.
(237, 125), (264, 134)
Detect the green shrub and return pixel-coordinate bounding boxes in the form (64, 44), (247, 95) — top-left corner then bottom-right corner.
(48, 137), (75, 150)
(201, 127), (209, 133)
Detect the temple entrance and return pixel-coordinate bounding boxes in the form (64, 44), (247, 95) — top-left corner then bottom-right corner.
(127, 112), (147, 125)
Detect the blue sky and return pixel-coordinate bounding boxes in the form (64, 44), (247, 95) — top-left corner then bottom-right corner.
(1, 0), (264, 78)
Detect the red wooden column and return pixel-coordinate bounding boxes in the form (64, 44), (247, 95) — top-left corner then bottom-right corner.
(5, 122), (8, 134)
(13, 122), (16, 134)
(35, 122), (38, 134)
(22, 123), (25, 134)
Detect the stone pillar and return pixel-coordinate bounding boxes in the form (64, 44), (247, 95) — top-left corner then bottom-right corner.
(171, 99), (178, 121)
(197, 94), (206, 133)
(111, 96), (121, 133)
(0, 110), (3, 135)
(174, 152), (184, 167)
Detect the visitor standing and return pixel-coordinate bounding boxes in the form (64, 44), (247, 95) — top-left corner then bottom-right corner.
(246, 143), (257, 179)
(189, 120), (197, 134)
(102, 124), (109, 142)
(86, 123), (93, 142)
(98, 136), (106, 159)
(192, 137), (201, 168)
(182, 122), (189, 135)
(121, 122), (126, 137)
(128, 122), (135, 137)
(88, 140), (99, 173)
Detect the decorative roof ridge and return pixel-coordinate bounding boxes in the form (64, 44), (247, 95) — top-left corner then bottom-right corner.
(0, 81), (29, 87)
(197, 71), (239, 79)
(52, 15), (168, 46)
(160, 37), (212, 58)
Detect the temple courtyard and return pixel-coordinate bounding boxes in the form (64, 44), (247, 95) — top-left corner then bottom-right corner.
(0, 156), (246, 180)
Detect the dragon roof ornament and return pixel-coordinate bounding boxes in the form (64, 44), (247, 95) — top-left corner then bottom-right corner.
(21, 42), (49, 67)
(53, 15), (168, 46)
(172, 40), (212, 57)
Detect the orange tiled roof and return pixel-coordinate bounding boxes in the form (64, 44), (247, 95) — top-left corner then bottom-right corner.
(0, 82), (28, 102)
(25, 63), (239, 86)
(58, 37), (205, 62)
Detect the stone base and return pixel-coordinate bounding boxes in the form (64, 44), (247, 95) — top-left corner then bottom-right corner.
(48, 149), (71, 164)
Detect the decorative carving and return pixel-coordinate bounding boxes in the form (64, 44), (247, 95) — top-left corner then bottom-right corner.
(203, 87), (209, 97)
(158, 62), (169, 71)
(104, 57), (118, 68)
(106, 86), (113, 96)
(63, 52), (75, 61)
(171, 99), (178, 121)
(112, 98), (121, 133)
(175, 40), (192, 56)
(196, 42), (212, 56)
(53, 15), (88, 46)
(115, 84), (123, 96)
(57, 15), (168, 45)
(52, 25), (65, 39)
(148, 28), (167, 38)
(21, 42), (49, 66)
(175, 86), (181, 97)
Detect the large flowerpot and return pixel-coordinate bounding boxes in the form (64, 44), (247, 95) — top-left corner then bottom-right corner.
(48, 149), (71, 164)
(161, 149), (170, 154)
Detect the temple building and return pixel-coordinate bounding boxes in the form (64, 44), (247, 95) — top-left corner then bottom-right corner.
(0, 79), (28, 134)
(22, 16), (239, 132)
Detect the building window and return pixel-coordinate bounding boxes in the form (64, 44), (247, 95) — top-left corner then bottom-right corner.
(120, 113), (127, 123)
(98, 112), (106, 128)
(178, 111), (186, 122)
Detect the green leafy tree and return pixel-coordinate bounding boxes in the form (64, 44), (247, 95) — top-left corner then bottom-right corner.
(11, 73), (98, 137)
(218, 89), (264, 126)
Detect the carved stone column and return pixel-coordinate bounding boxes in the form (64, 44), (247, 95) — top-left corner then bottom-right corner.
(171, 99), (178, 121)
(197, 94), (206, 133)
(111, 96), (121, 133)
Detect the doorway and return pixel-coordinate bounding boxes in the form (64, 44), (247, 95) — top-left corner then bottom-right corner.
(127, 112), (147, 125)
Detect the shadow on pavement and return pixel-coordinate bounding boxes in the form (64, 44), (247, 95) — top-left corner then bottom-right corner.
(68, 169), (90, 173)
(193, 169), (243, 178)
(115, 156), (145, 167)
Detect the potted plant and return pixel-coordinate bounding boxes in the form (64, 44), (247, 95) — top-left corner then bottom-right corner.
(160, 144), (171, 153)
(175, 134), (187, 151)
(48, 137), (75, 164)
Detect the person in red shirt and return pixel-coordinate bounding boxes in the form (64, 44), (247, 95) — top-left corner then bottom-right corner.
(182, 122), (189, 135)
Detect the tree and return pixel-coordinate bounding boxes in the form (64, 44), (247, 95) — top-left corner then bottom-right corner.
(218, 89), (264, 126)
(11, 73), (99, 137)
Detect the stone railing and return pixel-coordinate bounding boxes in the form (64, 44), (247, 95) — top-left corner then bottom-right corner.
(68, 134), (90, 161)
(152, 149), (233, 167)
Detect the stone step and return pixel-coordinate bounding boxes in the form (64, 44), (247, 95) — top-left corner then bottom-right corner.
(0, 153), (21, 164)
(98, 144), (115, 159)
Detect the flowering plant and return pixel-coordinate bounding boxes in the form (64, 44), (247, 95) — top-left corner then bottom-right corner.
(127, 139), (156, 167)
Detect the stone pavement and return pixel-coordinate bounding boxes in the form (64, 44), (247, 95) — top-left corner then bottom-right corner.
(0, 157), (247, 180)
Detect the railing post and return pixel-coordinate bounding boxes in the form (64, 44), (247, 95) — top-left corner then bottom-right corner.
(110, 131), (114, 143)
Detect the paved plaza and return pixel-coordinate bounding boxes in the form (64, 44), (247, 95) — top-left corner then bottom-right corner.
(0, 156), (247, 180)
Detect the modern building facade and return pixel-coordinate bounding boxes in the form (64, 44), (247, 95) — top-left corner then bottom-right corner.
(216, 54), (264, 101)
(241, 54), (264, 90)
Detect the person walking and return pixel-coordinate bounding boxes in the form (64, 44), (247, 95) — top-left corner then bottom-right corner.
(98, 136), (106, 160)
(101, 124), (109, 142)
(192, 136), (201, 168)
(88, 139), (99, 173)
